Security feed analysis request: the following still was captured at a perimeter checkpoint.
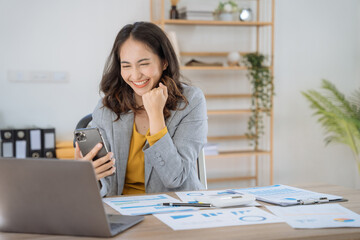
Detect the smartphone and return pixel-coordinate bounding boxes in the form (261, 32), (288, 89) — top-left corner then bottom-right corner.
(74, 127), (109, 160)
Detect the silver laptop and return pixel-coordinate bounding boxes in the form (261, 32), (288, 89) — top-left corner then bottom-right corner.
(0, 158), (144, 237)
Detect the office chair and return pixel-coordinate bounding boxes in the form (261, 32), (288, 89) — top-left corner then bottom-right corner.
(75, 113), (93, 130)
(197, 148), (208, 189)
(74, 114), (207, 189)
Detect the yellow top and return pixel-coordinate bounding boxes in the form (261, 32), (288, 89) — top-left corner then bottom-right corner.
(122, 123), (168, 195)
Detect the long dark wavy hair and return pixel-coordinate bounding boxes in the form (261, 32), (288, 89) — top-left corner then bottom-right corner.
(100, 21), (188, 121)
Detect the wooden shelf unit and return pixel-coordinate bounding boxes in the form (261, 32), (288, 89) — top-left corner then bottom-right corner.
(208, 109), (251, 115)
(207, 135), (248, 141)
(150, 0), (275, 186)
(207, 176), (257, 183)
(205, 94), (252, 99)
(181, 66), (247, 70)
(205, 150), (271, 160)
(153, 19), (273, 27)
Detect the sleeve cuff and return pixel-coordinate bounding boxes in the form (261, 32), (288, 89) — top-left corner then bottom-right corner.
(146, 126), (168, 146)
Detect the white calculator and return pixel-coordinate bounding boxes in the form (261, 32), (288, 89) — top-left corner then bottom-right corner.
(195, 194), (256, 208)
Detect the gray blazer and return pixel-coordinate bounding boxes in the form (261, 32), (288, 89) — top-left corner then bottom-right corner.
(92, 84), (208, 197)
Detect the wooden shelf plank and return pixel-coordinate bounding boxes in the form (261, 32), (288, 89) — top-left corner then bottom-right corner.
(205, 94), (252, 99)
(208, 135), (248, 141)
(162, 19), (273, 26)
(207, 176), (256, 183)
(206, 150), (271, 159)
(181, 51), (252, 57)
(181, 66), (247, 70)
(208, 109), (251, 115)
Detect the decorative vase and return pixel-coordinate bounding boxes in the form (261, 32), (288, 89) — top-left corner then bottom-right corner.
(169, 5), (179, 19)
(219, 12), (233, 21)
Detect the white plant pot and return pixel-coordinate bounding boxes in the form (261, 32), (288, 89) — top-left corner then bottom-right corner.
(219, 12), (234, 21)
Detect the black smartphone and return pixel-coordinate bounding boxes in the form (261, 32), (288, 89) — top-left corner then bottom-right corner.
(74, 127), (109, 160)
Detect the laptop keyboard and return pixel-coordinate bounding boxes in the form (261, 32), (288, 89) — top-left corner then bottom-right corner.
(107, 214), (144, 235)
(110, 223), (125, 230)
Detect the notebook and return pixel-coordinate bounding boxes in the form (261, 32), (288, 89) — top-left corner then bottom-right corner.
(0, 157), (143, 237)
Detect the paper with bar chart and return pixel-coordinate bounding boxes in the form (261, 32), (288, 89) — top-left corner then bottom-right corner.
(102, 194), (197, 215)
(176, 190), (260, 206)
(154, 207), (283, 230)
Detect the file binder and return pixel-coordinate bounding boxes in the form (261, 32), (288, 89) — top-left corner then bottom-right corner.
(29, 129), (43, 158)
(14, 129), (29, 158)
(42, 128), (56, 158)
(0, 129), (15, 157)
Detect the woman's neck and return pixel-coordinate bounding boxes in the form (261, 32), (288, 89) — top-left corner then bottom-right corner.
(134, 94), (143, 107)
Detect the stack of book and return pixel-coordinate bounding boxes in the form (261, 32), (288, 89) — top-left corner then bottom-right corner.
(178, 7), (214, 21)
(55, 141), (75, 159)
(178, 2), (214, 21)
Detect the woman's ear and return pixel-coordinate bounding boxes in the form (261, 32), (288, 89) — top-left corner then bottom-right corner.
(163, 60), (168, 70)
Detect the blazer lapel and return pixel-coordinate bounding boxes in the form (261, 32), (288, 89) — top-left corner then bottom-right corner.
(112, 112), (134, 194)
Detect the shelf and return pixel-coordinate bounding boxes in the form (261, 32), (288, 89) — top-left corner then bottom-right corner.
(181, 51), (252, 57)
(205, 94), (252, 99)
(208, 109), (251, 115)
(155, 19), (273, 27)
(207, 176), (256, 183)
(151, 0), (274, 185)
(208, 135), (249, 141)
(181, 66), (247, 70)
(206, 150), (271, 159)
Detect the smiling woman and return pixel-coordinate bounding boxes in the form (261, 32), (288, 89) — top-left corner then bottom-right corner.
(74, 21), (208, 196)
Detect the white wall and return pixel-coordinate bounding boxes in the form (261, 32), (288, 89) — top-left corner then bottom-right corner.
(274, 0), (360, 188)
(0, 0), (150, 140)
(0, 0), (359, 188)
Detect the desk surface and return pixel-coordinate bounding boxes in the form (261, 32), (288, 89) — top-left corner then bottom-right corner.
(1, 183), (360, 240)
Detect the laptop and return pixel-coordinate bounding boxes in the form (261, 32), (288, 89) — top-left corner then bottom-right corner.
(0, 157), (144, 237)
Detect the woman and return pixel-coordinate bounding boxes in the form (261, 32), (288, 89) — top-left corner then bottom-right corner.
(75, 22), (207, 196)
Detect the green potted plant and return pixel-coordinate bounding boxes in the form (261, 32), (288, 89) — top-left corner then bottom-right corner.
(243, 53), (274, 150)
(214, 1), (239, 21)
(302, 79), (360, 175)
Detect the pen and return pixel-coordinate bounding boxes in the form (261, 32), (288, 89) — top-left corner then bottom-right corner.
(161, 202), (212, 207)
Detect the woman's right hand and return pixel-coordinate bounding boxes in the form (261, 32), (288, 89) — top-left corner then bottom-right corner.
(75, 142), (116, 181)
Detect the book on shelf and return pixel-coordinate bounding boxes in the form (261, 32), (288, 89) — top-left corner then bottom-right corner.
(178, 7), (214, 21)
(185, 59), (223, 67)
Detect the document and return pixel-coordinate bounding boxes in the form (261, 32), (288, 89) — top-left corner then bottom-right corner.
(266, 204), (360, 228)
(176, 190), (260, 206)
(230, 184), (343, 206)
(103, 194), (198, 216)
(154, 207), (283, 230)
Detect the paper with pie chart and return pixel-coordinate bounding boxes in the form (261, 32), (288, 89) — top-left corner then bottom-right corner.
(154, 207), (283, 230)
(266, 204), (360, 228)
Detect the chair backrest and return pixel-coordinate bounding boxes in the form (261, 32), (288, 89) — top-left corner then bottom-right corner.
(75, 114), (93, 130)
(197, 148), (207, 189)
(74, 114), (208, 189)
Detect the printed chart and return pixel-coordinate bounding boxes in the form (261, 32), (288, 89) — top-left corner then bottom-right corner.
(103, 194), (197, 215)
(267, 204), (360, 228)
(231, 184), (343, 206)
(154, 207), (283, 230)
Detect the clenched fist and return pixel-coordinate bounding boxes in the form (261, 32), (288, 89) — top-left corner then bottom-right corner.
(142, 82), (168, 135)
(142, 82), (168, 118)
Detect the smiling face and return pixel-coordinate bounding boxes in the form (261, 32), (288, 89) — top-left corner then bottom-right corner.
(119, 37), (166, 105)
